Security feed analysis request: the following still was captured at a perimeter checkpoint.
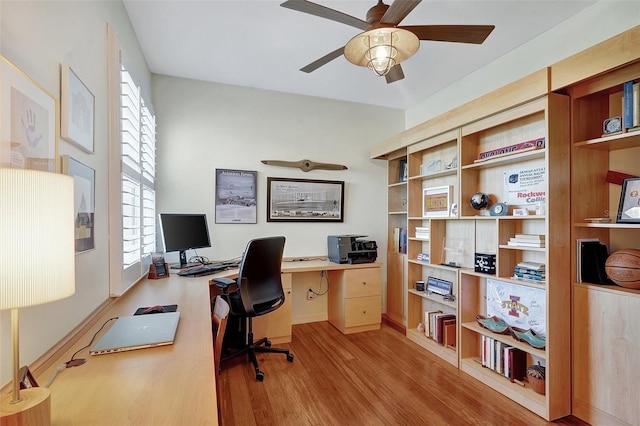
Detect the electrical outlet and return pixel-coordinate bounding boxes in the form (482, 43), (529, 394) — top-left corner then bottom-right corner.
(307, 289), (315, 300)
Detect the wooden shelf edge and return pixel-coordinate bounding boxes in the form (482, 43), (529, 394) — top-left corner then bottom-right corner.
(461, 149), (546, 170)
(460, 359), (548, 419)
(406, 329), (458, 367)
(461, 322), (546, 359)
(574, 129), (640, 150)
(408, 289), (457, 309)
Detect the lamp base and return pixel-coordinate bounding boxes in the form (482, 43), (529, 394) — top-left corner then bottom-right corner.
(0, 387), (50, 426)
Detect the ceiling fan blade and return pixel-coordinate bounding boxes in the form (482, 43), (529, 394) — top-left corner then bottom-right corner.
(280, 0), (370, 31)
(380, 0), (422, 26)
(401, 25), (495, 44)
(385, 64), (405, 84)
(300, 46), (345, 73)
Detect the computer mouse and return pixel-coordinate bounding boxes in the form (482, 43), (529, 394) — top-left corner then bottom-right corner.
(142, 305), (164, 314)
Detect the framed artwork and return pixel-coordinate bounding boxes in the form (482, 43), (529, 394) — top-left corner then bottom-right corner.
(0, 55), (57, 171)
(61, 64), (95, 153)
(267, 177), (344, 222)
(616, 177), (640, 223)
(215, 168), (257, 224)
(423, 185), (452, 218)
(62, 155), (95, 253)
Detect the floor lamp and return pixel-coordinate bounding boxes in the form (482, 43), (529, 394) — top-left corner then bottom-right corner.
(0, 169), (75, 425)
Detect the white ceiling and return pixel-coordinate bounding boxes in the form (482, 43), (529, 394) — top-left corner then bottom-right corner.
(123, 0), (598, 110)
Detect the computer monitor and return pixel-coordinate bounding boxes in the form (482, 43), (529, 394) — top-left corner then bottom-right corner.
(159, 213), (211, 269)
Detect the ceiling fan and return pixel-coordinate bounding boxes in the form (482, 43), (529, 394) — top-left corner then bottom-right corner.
(280, 0), (495, 83)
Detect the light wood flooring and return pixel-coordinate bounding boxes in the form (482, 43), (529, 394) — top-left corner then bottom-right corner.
(218, 321), (588, 426)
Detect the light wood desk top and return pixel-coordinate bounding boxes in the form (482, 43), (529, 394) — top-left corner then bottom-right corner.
(41, 273), (218, 425)
(39, 260), (380, 425)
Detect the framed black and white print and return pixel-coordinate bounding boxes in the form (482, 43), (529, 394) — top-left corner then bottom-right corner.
(267, 177), (344, 222)
(61, 64), (95, 153)
(62, 155), (95, 253)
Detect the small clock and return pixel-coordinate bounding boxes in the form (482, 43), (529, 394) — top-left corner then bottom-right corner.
(603, 116), (622, 134)
(489, 202), (508, 216)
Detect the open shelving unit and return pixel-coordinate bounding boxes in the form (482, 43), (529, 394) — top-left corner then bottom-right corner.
(566, 58), (640, 426)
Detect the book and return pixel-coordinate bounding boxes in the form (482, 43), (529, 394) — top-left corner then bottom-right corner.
(634, 82), (640, 127)
(623, 80), (635, 129)
(514, 234), (545, 241)
(443, 319), (457, 348)
(517, 261), (545, 270)
(434, 314), (456, 344)
(424, 310), (442, 338)
(508, 348), (527, 382)
(576, 238), (599, 282)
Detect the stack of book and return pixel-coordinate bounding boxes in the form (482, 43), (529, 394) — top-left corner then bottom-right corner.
(507, 234), (545, 248)
(415, 227), (430, 240)
(424, 311), (456, 347)
(481, 335), (527, 383)
(513, 261), (546, 282)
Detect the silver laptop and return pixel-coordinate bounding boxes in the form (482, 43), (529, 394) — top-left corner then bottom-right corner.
(90, 312), (180, 355)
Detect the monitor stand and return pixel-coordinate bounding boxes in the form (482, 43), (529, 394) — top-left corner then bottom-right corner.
(169, 250), (201, 269)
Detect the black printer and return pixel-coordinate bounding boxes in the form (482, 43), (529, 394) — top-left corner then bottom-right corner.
(327, 235), (377, 264)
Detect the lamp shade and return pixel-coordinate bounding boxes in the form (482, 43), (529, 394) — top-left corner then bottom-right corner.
(344, 27), (419, 76)
(0, 169), (75, 309)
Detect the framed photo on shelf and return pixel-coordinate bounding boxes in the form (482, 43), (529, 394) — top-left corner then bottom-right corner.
(616, 177), (640, 223)
(0, 55), (57, 171)
(422, 185), (452, 218)
(398, 159), (407, 182)
(62, 155), (95, 253)
(61, 64), (95, 153)
(214, 169), (257, 224)
(267, 177), (344, 222)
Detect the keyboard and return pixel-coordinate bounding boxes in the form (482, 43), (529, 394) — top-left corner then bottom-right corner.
(177, 263), (228, 277)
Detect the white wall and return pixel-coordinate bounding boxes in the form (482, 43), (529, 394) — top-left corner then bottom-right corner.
(152, 75), (404, 263)
(0, 0), (149, 386)
(405, 1), (640, 128)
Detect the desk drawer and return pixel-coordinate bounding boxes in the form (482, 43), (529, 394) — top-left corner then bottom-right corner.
(344, 268), (381, 298)
(344, 296), (381, 328)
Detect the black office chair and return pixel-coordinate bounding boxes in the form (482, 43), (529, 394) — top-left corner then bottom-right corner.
(212, 236), (294, 381)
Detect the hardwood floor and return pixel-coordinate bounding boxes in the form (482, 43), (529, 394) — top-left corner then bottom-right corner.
(218, 322), (588, 426)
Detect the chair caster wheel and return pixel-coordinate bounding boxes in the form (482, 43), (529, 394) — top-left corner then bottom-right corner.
(265, 340), (272, 347)
(286, 353), (294, 362)
(256, 371), (265, 382)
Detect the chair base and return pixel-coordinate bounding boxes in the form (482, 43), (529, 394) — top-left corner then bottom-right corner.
(221, 320), (294, 381)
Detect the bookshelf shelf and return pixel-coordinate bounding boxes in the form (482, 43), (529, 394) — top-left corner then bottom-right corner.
(406, 328), (457, 366)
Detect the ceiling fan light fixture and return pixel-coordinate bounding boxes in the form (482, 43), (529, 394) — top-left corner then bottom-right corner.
(344, 27), (419, 77)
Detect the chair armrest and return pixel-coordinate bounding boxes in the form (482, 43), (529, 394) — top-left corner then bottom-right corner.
(212, 277), (236, 293)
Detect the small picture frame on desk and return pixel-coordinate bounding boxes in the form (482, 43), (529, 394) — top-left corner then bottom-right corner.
(19, 366), (38, 389)
(149, 252), (169, 279)
(616, 177), (640, 223)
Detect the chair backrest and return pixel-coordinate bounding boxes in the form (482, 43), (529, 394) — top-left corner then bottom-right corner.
(236, 236), (286, 317)
(212, 296), (230, 376)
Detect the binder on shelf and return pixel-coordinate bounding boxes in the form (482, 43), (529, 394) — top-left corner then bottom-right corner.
(579, 240), (614, 285)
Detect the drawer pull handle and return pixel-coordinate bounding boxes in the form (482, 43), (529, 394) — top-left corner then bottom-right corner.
(362, 310), (367, 314)
(362, 282), (367, 285)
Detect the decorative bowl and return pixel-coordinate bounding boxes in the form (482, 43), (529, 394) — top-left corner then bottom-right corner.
(526, 362), (546, 395)
(475, 315), (510, 334)
(509, 326), (546, 349)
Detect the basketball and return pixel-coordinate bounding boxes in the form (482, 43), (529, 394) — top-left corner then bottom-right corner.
(605, 249), (640, 289)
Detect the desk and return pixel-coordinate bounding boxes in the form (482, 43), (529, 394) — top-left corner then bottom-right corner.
(37, 260), (380, 425)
